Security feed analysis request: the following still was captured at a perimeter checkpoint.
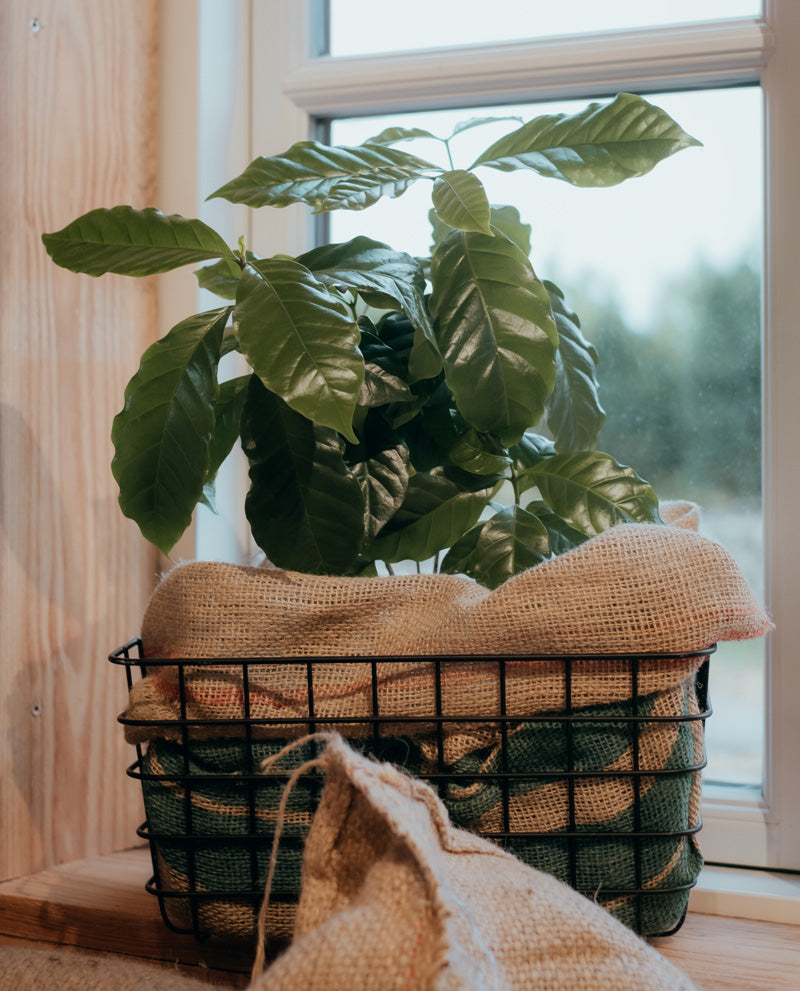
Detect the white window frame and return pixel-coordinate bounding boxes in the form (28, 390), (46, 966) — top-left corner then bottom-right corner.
(160, 0), (800, 880)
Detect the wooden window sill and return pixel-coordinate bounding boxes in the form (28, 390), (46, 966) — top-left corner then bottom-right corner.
(1, 847), (798, 990)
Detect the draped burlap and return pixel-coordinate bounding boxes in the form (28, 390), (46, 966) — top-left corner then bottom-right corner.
(249, 734), (697, 991)
(124, 522), (769, 742)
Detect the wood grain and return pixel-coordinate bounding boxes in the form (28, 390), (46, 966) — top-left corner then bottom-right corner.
(0, 0), (161, 880)
(0, 848), (253, 984)
(1, 848), (798, 990)
(651, 913), (800, 991)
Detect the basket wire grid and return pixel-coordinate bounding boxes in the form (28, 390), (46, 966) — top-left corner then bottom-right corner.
(111, 639), (713, 941)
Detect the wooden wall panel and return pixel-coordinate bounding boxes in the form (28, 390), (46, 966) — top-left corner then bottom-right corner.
(0, 0), (161, 879)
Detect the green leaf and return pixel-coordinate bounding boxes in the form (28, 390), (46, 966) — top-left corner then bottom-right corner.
(489, 205), (532, 256)
(201, 374), (251, 510)
(363, 126), (438, 146)
(429, 228), (558, 445)
(351, 444), (411, 540)
(373, 310), (443, 385)
(111, 306), (231, 554)
(432, 170), (493, 235)
(471, 93), (702, 187)
(233, 258), (364, 443)
(196, 256), (250, 300)
(510, 431), (556, 471)
(428, 208), (452, 254)
(360, 364), (416, 407)
(448, 428), (512, 476)
(545, 281), (606, 451)
(42, 206), (234, 277)
(296, 236), (438, 360)
(449, 116), (524, 139)
(367, 469), (500, 564)
(209, 140), (439, 212)
(441, 505), (550, 589)
(519, 451), (662, 535)
(241, 379), (365, 573)
(521, 499), (590, 555)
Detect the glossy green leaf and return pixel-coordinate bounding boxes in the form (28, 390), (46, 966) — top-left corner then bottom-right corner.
(545, 281), (606, 451)
(196, 256), (254, 300)
(430, 203), (531, 256)
(363, 126), (438, 146)
(209, 140), (439, 212)
(510, 431), (556, 471)
(429, 228), (558, 445)
(521, 499), (590, 555)
(296, 236), (438, 359)
(234, 258), (363, 443)
(42, 206), (234, 277)
(373, 310), (442, 385)
(367, 469), (500, 563)
(111, 307), (231, 553)
(449, 428), (512, 476)
(201, 374), (251, 511)
(432, 170), (493, 235)
(471, 93), (702, 187)
(241, 379), (365, 573)
(519, 451), (662, 535)
(441, 505), (550, 589)
(449, 116), (524, 139)
(359, 347), (417, 407)
(489, 205), (532, 256)
(399, 403), (461, 470)
(351, 443), (410, 540)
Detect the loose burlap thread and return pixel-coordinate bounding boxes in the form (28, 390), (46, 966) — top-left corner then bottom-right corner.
(249, 733), (698, 991)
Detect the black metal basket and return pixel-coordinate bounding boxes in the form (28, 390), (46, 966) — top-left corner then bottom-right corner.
(111, 640), (713, 942)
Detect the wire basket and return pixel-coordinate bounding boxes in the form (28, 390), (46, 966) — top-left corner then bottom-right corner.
(111, 639), (713, 942)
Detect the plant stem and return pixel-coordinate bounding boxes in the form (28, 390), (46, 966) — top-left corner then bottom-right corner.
(510, 462), (522, 506)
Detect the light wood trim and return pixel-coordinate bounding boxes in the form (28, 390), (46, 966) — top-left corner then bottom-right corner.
(0, 0), (161, 880)
(651, 914), (800, 991)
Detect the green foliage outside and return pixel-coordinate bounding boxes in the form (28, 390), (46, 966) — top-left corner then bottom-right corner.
(560, 256), (761, 507)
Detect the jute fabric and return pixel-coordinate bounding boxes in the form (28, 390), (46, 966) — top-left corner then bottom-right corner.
(124, 522), (770, 742)
(250, 733), (697, 991)
(136, 677), (703, 938)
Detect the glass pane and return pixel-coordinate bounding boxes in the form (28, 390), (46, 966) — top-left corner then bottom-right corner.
(328, 1), (760, 56)
(327, 87), (764, 788)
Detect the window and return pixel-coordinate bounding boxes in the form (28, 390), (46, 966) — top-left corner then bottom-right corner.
(325, 88), (765, 791)
(181, 0), (799, 873)
(328, 0), (761, 54)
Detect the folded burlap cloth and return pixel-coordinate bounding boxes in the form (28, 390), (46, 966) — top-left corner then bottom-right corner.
(125, 520), (770, 740)
(250, 732), (698, 991)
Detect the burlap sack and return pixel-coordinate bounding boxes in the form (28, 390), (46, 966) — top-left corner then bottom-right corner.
(123, 522), (770, 742)
(250, 733), (697, 991)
